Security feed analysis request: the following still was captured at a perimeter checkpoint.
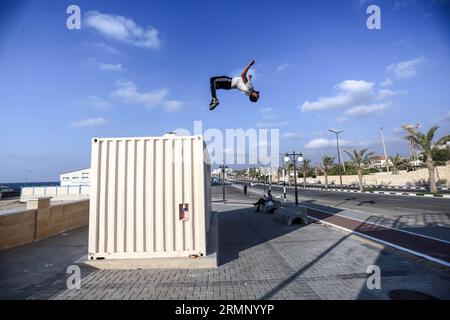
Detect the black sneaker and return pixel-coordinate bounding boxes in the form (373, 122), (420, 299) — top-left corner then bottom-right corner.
(209, 98), (219, 110)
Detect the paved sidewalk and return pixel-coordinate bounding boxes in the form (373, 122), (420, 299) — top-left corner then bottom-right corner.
(0, 186), (449, 300)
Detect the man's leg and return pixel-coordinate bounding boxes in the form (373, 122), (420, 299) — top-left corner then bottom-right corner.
(209, 76), (232, 110)
(210, 77), (219, 100)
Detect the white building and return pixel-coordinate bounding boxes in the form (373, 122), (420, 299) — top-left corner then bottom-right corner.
(60, 168), (91, 187)
(370, 156), (393, 169)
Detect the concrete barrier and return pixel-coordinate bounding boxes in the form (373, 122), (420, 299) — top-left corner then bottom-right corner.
(275, 206), (310, 225)
(0, 198), (89, 250)
(20, 186), (90, 202)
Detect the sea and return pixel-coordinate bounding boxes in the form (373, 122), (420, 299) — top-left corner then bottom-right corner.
(0, 182), (60, 191)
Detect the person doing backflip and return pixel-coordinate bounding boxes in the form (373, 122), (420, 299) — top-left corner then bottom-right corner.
(209, 60), (260, 110)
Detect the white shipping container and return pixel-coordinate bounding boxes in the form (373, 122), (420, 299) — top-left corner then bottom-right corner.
(88, 135), (212, 260)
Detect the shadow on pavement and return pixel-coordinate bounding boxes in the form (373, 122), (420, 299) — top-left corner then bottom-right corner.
(218, 206), (310, 266)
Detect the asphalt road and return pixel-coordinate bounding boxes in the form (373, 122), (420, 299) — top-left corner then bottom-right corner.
(212, 184), (450, 254)
(223, 182), (450, 242)
(237, 183), (450, 217)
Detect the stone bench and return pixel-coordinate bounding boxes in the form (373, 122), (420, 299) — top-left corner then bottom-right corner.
(262, 199), (281, 214)
(275, 206), (310, 225)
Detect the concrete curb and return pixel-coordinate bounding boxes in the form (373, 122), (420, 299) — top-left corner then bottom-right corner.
(243, 183), (450, 199)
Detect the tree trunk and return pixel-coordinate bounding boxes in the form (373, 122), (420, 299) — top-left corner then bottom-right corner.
(358, 169), (364, 191)
(288, 169), (291, 187)
(324, 171), (328, 189)
(428, 157), (437, 193)
(392, 165), (398, 175)
(303, 172), (306, 188)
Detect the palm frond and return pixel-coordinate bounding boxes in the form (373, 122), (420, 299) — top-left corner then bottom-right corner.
(435, 135), (450, 146)
(426, 125), (439, 143)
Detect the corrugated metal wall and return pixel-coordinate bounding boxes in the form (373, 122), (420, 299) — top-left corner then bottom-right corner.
(88, 135), (211, 259)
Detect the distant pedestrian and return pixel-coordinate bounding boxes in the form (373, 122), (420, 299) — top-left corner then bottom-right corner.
(243, 184), (248, 196)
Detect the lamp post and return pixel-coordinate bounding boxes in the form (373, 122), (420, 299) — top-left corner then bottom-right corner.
(219, 165), (228, 203)
(25, 170), (32, 188)
(283, 152), (303, 206)
(380, 127), (390, 173)
(329, 129), (344, 189)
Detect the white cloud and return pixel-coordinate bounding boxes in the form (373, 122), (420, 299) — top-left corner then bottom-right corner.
(386, 56), (425, 79)
(164, 100), (184, 112)
(276, 63), (289, 72)
(344, 103), (392, 118)
(92, 42), (121, 55)
(84, 11), (161, 49)
(82, 95), (111, 110)
(380, 78), (393, 87)
(282, 132), (302, 140)
(432, 111), (450, 123)
(111, 81), (184, 112)
(88, 58), (125, 72)
(259, 107), (273, 114)
(98, 62), (124, 71)
(376, 89), (398, 100)
(300, 80), (375, 112)
(256, 121), (288, 127)
(261, 114), (277, 120)
(259, 107), (277, 120)
(70, 118), (108, 128)
(305, 138), (352, 150)
(111, 81), (168, 108)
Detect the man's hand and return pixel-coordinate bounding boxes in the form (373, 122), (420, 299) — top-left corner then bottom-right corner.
(242, 60), (255, 84)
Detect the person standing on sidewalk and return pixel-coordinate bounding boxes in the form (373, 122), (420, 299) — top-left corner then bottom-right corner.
(243, 184), (248, 196)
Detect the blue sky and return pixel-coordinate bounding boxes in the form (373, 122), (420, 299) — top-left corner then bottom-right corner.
(0, 0), (449, 182)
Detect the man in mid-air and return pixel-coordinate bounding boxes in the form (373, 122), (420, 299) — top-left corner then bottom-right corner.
(209, 60), (260, 110)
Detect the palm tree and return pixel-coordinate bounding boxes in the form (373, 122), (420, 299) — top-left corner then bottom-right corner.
(390, 154), (404, 175)
(344, 149), (376, 191)
(322, 155), (335, 189)
(403, 125), (450, 193)
(300, 159), (311, 188)
(276, 167), (283, 183)
(285, 162), (295, 187)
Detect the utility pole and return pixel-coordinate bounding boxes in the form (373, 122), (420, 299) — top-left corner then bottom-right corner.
(329, 130), (344, 189)
(220, 165), (228, 203)
(380, 127), (390, 173)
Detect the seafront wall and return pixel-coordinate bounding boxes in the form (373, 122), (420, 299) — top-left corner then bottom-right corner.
(20, 186), (90, 202)
(304, 165), (450, 187)
(0, 199), (89, 250)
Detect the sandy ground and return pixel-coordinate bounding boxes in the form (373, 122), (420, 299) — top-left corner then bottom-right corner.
(0, 199), (26, 212)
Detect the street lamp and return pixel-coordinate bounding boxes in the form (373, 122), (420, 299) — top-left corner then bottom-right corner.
(329, 129), (344, 189)
(219, 165), (228, 203)
(283, 151), (303, 206)
(380, 127), (390, 173)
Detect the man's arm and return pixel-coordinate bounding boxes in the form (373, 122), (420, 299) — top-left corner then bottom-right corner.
(241, 60), (255, 84)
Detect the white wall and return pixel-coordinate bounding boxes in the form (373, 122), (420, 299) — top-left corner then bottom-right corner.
(60, 168), (90, 187)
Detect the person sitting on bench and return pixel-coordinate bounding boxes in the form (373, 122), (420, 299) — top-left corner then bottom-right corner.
(253, 190), (273, 212)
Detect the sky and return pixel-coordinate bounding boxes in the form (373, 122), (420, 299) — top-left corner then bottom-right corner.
(0, 0), (449, 182)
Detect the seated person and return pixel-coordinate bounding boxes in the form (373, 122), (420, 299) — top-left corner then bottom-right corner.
(253, 190), (273, 212)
